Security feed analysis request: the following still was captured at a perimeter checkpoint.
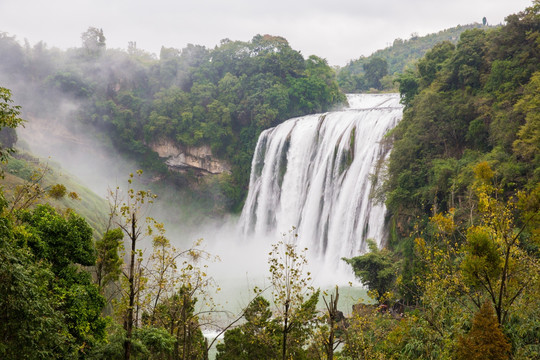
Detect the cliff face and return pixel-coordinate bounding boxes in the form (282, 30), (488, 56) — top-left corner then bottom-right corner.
(150, 140), (231, 175)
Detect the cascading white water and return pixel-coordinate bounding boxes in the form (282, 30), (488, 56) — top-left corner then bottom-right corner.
(238, 93), (403, 278)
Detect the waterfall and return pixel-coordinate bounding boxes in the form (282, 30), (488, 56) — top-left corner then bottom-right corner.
(238, 93), (403, 275)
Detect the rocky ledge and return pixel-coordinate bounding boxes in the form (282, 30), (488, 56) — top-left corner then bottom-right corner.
(150, 140), (231, 176)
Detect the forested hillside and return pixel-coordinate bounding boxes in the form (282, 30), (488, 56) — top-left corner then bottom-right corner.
(387, 6), (539, 233)
(0, 32), (346, 212)
(337, 23), (492, 92)
(344, 3), (540, 358)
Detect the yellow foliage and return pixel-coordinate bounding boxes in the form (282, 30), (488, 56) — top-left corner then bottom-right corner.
(473, 161), (494, 184)
(430, 208), (456, 234)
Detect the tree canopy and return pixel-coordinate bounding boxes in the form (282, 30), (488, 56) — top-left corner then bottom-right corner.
(0, 31), (346, 214)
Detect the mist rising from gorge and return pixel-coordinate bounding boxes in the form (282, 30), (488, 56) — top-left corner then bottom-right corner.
(0, 33), (373, 297)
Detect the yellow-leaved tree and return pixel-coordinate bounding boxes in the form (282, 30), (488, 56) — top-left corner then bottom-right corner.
(412, 162), (540, 357)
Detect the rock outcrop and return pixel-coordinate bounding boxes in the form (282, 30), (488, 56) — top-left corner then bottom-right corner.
(150, 140), (231, 175)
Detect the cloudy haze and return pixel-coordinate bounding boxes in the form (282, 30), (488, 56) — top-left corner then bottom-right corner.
(0, 0), (534, 66)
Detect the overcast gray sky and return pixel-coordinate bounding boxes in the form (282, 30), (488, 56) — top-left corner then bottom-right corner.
(0, 0), (534, 66)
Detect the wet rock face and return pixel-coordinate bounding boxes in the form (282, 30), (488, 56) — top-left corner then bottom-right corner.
(150, 140), (231, 175)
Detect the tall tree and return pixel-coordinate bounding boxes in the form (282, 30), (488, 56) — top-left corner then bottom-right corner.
(108, 171), (158, 360)
(456, 301), (511, 360)
(267, 228), (319, 360)
(81, 27), (106, 56)
(321, 286), (343, 360)
(144, 235), (215, 360)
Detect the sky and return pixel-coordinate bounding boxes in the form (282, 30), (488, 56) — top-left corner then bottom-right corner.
(0, 0), (534, 66)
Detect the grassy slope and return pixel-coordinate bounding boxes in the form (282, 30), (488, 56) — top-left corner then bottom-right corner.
(1, 151), (109, 238)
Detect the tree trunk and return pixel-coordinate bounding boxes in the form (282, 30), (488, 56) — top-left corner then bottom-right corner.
(124, 213), (137, 360)
(282, 300), (289, 360)
(324, 286), (339, 360)
(182, 294), (187, 360)
(175, 321), (181, 360)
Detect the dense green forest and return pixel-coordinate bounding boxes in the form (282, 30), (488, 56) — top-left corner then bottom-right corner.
(1, 1), (540, 359)
(0, 32), (345, 212)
